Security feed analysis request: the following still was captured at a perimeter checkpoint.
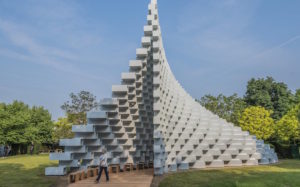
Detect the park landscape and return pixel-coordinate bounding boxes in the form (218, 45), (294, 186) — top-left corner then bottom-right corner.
(1, 0), (300, 187)
(1, 77), (300, 187)
(1, 156), (300, 187)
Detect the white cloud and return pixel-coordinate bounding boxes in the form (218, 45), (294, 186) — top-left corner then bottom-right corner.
(160, 0), (300, 97)
(173, 0), (262, 64)
(0, 0), (110, 83)
(0, 19), (107, 82)
(254, 35), (300, 59)
(169, 0), (300, 68)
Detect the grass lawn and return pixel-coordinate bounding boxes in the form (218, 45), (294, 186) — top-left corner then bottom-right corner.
(0, 154), (58, 187)
(159, 160), (300, 187)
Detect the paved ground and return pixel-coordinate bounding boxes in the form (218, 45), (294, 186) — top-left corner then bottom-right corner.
(68, 169), (154, 187)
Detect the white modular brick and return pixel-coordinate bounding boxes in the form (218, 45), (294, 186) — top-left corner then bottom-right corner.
(46, 0), (278, 176)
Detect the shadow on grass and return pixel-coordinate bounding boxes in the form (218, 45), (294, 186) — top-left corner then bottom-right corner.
(271, 159), (300, 169)
(0, 163), (67, 187)
(158, 160), (300, 187)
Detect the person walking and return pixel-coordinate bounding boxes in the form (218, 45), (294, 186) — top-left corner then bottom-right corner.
(7, 145), (11, 156)
(0, 146), (4, 157)
(95, 148), (109, 183)
(30, 143), (34, 155)
(4, 145), (8, 157)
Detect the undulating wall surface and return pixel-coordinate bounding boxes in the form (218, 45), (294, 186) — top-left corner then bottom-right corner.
(46, 0), (278, 176)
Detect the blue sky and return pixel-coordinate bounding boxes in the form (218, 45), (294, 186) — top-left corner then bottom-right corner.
(0, 0), (299, 120)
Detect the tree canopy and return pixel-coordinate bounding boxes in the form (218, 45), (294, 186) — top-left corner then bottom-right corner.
(52, 117), (74, 143)
(244, 77), (294, 120)
(199, 93), (246, 125)
(239, 106), (275, 140)
(275, 104), (300, 143)
(61, 91), (98, 124)
(0, 101), (53, 145)
(295, 89), (300, 104)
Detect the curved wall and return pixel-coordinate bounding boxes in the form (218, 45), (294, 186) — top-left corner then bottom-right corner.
(45, 0), (278, 176)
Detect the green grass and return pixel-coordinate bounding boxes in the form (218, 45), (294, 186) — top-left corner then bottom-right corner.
(0, 154), (58, 187)
(159, 160), (300, 187)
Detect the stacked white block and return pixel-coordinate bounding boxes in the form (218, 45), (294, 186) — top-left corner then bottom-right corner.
(147, 0), (278, 175)
(45, 0), (278, 176)
(256, 139), (278, 164)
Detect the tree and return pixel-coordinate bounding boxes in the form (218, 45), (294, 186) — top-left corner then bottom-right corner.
(61, 91), (98, 124)
(239, 106), (275, 140)
(244, 77), (294, 120)
(199, 94), (247, 125)
(29, 106), (54, 144)
(0, 101), (31, 145)
(275, 104), (300, 143)
(0, 101), (54, 154)
(295, 89), (300, 104)
(52, 118), (74, 143)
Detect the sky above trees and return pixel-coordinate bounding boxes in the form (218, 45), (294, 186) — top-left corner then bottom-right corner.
(0, 0), (299, 119)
